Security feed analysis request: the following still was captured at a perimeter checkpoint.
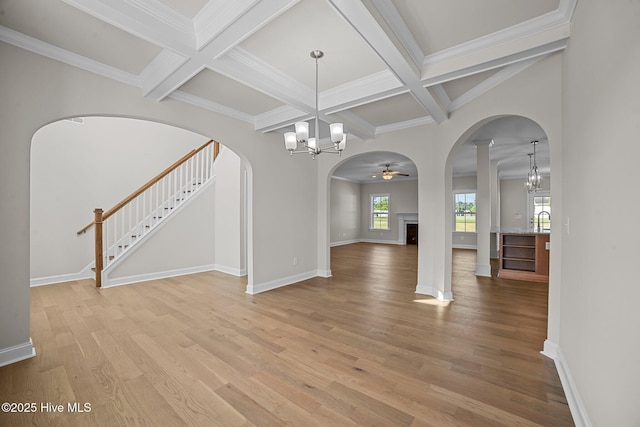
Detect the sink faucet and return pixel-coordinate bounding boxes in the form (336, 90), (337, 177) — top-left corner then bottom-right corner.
(537, 210), (551, 232)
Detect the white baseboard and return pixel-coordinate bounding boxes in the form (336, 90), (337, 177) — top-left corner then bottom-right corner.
(0, 338), (36, 367)
(214, 264), (247, 277)
(330, 239), (360, 247)
(30, 271), (93, 287)
(102, 264), (217, 288)
(543, 343), (591, 427)
(415, 284), (454, 301)
(359, 238), (402, 245)
(541, 339), (558, 359)
(317, 269), (332, 278)
(475, 263), (492, 277)
(246, 270), (317, 295)
(453, 244), (477, 250)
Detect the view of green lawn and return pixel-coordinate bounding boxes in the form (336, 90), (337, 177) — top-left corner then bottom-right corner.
(372, 213), (389, 229)
(455, 214), (476, 232)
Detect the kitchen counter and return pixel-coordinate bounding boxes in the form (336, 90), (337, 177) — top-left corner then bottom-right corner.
(498, 233), (550, 283)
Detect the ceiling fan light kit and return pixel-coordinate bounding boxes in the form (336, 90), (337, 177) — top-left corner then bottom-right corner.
(284, 50), (346, 159)
(379, 164), (409, 180)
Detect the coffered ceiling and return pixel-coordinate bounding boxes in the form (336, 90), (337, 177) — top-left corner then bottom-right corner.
(0, 0), (573, 179)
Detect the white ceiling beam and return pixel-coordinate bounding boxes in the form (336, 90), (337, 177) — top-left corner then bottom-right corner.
(0, 26), (139, 86)
(145, 0), (300, 101)
(422, 39), (567, 88)
(62, 0), (195, 52)
(369, 0), (424, 68)
(421, 12), (571, 84)
(327, 0), (448, 124)
(214, 48), (375, 140)
(448, 56), (544, 112)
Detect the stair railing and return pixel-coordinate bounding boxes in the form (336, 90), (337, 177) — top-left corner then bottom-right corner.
(78, 139), (219, 287)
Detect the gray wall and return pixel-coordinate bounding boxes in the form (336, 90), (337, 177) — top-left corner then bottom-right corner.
(330, 178), (361, 245)
(360, 180), (418, 244)
(329, 178), (418, 245)
(30, 117), (212, 283)
(499, 177), (551, 232)
(560, 1), (640, 424)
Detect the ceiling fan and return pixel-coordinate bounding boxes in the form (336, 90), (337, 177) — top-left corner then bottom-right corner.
(377, 164), (409, 180)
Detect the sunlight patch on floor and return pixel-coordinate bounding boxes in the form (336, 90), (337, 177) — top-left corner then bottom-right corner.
(413, 298), (451, 307)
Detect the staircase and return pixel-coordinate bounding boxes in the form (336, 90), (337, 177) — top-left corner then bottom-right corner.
(77, 139), (219, 287)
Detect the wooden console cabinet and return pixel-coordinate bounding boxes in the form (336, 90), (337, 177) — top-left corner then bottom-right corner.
(498, 233), (550, 283)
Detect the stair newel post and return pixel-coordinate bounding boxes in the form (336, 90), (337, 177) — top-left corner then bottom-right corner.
(94, 208), (104, 288)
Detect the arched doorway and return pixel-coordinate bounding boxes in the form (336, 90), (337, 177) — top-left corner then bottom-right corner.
(445, 114), (551, 289)
(327, 151), (418, 276)
(30, 116), (249, 288)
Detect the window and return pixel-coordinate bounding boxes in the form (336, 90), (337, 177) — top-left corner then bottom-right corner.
(531, 194), (551, 232)
(454, 192), (476, 232)
(371, 194), (390, 230)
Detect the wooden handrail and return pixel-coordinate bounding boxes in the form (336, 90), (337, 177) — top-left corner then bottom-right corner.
(77, 139), (218, 234)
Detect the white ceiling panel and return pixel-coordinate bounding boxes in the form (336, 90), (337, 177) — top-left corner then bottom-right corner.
(0, 0), (161, 74)
(0, 0), (574, 179)
(238, 0), (387, 91)
(159, 0), (209, 18)
(179, 68), (285, 115)
(441, 67), (502, 102)
(349, 92), (425, 127)
(393, 0), (560, 55)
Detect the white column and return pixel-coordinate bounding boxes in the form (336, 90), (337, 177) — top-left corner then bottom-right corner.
(475, 141), (492, 276)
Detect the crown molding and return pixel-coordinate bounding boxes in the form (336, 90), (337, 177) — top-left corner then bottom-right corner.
(254, 105), (309, 133)
(140, 49), (189, 97)
(321, 70), (404, 114)
(328, 0), (447, 123)
(125, 0), (194, 39)
(422, 6), (570, 70)
(448, 55), (544, 112)
(0, 26), (139, 86)
(63, 0), (195, 51)
(430, 85), (452, 113)
(169, 90), (253, 124)
(193, 0), (260, 50)
(370, 0), (424, 67)
(376, 116), (435, 135)
(422, 38), (567, 89)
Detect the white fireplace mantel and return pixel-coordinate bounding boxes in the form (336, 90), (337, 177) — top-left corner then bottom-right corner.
(397, 212), (418, 245)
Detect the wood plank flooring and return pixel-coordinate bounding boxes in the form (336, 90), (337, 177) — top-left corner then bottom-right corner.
(0, 244), (574, 426)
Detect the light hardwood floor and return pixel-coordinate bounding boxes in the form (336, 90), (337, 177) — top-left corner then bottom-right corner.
(0, 244), (573, 426)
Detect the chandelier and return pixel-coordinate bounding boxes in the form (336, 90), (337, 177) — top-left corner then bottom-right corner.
(284, 50), (346, 158)
(526, 140), (542, 193)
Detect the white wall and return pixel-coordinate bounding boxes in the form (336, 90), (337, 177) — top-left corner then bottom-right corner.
(213, 146), (244, 276)
(560, 1), (640, 425)
(360, 180), (418, 244)
(0, 40), (318, 364)
(30, 117), (210, 283)
(330, 178), (360, 245)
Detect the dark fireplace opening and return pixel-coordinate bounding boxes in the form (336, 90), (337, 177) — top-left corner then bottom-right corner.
(406, 223), (418, 245)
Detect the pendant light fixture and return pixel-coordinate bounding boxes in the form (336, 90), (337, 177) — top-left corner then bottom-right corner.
(284, 50), (346, 158)
(526, 140), (542, 193)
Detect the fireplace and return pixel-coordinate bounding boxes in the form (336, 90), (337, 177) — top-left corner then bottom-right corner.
(397, 213), (418, 245)
(406, 223), (418, 245)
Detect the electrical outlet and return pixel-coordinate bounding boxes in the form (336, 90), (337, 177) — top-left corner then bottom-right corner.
(293, 257), (298, 266)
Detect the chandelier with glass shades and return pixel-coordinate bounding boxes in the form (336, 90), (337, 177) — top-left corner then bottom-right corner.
(284, 50), (346, 158)
(526, 140), (542, 193)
